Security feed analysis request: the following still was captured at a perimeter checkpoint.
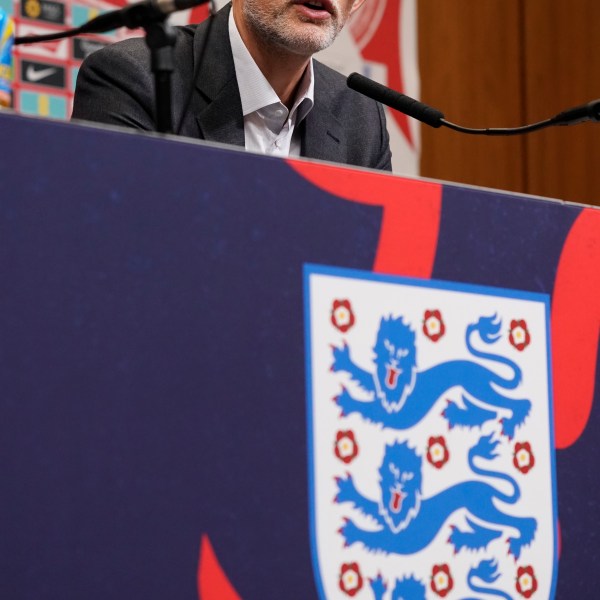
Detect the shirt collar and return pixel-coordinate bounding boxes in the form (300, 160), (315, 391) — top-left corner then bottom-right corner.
(228, 10), (314, 120)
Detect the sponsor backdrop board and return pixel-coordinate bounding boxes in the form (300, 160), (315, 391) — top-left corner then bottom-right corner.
(11, 0), (141, 118)
(1, 112), (599, 600)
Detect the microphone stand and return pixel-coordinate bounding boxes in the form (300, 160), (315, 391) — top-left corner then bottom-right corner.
(144, 20), (176, 133)
(15, 2), (189, 134)
(347, 72), (600, 135)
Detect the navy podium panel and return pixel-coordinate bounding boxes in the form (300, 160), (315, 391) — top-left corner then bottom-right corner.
(1, 113), (599, 599)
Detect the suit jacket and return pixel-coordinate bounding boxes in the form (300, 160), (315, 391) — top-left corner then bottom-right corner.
(72, 4), (392, 171)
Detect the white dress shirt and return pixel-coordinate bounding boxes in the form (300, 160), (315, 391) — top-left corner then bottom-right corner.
(228, 11), (315, 158)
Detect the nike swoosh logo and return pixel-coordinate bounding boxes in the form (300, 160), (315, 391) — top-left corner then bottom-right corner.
(25, 65), (57, 82)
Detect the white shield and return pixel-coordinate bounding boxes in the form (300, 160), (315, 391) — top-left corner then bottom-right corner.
(304, 265), (558, 600)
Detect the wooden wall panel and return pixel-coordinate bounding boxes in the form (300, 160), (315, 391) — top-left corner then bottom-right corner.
(418, 0), (526, 193)
(417, 0), (600, 206)
(522, 1), (600, 206)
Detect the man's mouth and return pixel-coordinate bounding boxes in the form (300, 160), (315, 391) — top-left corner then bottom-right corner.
(304, 0), (326, 9)
(293, 0), (334, 19)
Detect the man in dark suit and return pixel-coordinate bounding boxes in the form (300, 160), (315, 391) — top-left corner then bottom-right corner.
(72, 0), (392, 171)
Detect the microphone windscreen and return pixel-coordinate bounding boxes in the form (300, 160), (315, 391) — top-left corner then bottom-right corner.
(172, 0), (210, 11)
(347, 73), (444, 128)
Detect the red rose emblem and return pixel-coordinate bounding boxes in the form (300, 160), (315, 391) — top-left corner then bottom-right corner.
(509, 319), (531, 351)
(339, 562), (363, 596)
(334, 430), (359, 464)
(430, 564), (454, 597)
(331, 300), (355, 333)
(426, 436), (449, 469)
(516, 565), (538, 598)
(423, 310), (446, 342)
(513, 442), (535, 474)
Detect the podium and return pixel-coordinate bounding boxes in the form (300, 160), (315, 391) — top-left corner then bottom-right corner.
(1, 112), (598, 599)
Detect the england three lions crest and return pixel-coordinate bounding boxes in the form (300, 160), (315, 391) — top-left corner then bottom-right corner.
(304, 265), (558, 600)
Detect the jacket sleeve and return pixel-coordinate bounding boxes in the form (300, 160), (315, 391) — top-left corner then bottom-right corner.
(374, 100), (393, 172)
(71, 39), (157, 131)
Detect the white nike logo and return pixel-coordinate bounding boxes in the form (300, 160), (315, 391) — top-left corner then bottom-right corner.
(25, 65), (58, 82)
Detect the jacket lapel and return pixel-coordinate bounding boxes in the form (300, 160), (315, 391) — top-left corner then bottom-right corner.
(302, 62), (347, 164)
(191, 4), (245, 148)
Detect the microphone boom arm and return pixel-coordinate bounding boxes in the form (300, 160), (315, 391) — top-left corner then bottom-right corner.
(347, 72), (600, 136)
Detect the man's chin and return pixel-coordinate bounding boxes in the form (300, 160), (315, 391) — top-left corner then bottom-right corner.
(277, 25), (336, 55)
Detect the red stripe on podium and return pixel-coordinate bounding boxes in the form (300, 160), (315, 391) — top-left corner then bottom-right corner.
(552, 208), (600, 448)
(197, 534), (242, 600)
(289, 161), (442, 279)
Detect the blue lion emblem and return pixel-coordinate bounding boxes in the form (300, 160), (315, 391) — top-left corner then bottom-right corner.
(331, 314), (530, 438)
(367, 559), (512, 600)
(336, 434), (536, 560)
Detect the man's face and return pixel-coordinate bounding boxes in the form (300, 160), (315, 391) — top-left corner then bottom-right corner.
(239, 0), (365, 57)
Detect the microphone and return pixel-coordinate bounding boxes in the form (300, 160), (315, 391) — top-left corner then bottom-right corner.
(15, 0), (209, 43)
(78, 0), (210, 34)
(347, 72), (600, 136)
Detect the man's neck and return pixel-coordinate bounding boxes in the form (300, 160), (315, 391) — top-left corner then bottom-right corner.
(232, 5), (310, 109)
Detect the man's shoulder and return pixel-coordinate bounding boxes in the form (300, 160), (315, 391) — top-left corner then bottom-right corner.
(72, 25), (201, 129)
(312, 59), (349, 94)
